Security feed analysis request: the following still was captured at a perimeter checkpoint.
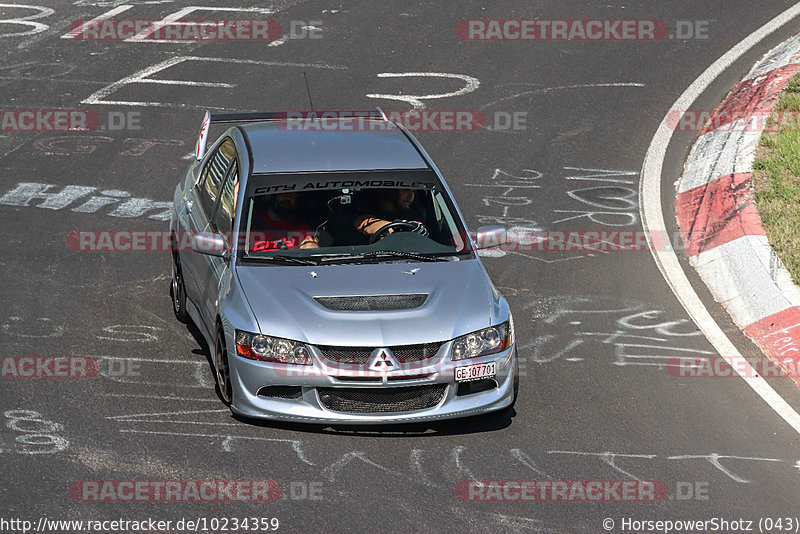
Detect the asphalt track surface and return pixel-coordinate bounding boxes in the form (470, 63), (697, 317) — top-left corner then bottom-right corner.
(2, 1), (800, 533)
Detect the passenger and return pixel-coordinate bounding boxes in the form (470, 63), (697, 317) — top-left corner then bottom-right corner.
(250, 192), (319, 251)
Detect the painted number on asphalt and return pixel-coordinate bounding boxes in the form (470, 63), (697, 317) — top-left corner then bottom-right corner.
(3, 410), (68, 454)
(0, 4), (53, 38)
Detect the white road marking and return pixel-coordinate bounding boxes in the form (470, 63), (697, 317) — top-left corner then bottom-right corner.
(267, 34), (287, 47)
(138, 78), (234, 87)
(100, 356), (201, 363)
(552, 169), (641, 227)
(451, 445), (477, 480)
(59, 4), (133, 39)
(563, 167), (638, 184)
(321, 451), (403, 482)
(98, 324), (161, 342)
(101, 393), (218, 402)
(639, 4), (800, 434)
(666, 453), (781, 484)
(367, 72), (480, 110)
(106, 408), (228, 420)
(548, 450), (657, 481)
(124, 6), (275, 42)
(4, 410), (68, 454)
(0, 76), (107, 85)
(122, 419), (240, 426)
(82, 55), (343, 108)
(118, 429), (314, 465)
(509, 449), (552, 479)
(0, 4), (53, 38)
(409, 449), (440, 488)
(482, 83), (646, 108)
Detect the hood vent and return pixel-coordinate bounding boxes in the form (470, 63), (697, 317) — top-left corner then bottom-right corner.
(314, 294), (428, 311)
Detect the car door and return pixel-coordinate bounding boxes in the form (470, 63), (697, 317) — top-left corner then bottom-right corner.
(200, 157), (239, 325)
(183, 137), (236, 332)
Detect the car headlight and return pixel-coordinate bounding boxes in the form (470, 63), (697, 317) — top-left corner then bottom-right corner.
(450, 322), (511, 361)
(235, 330), (311, 365)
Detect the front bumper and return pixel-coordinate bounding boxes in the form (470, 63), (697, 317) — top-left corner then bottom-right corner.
(227, 343), (517, 424)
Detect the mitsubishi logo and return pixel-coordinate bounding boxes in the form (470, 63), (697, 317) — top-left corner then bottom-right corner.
(369, 348), (399, 371)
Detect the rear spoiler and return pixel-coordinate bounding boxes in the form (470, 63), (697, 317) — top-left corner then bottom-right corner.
(193, 108), (390, 160)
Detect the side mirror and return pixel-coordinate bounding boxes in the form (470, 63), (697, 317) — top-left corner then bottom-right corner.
(475, 225), (507, 250)
(191, 232), (229, 258)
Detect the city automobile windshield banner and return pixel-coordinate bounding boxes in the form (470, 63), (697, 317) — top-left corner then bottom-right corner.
(246, 170), (440, 196)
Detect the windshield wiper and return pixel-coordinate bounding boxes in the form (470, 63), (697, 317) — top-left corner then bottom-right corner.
(245, 254), (320, 265)
(319, 250), (448, 264)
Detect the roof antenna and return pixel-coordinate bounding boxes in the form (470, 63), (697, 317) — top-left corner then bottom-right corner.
(303, 71), (314, 111)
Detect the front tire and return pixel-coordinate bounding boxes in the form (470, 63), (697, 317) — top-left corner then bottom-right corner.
(495, 355), (519, 417)
(509, 355), (519, 409)
(171, 251), (189, 323)
(214, 326), (233, 406)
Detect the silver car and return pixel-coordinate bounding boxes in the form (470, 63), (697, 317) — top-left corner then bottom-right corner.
(170, 110), (519, 424)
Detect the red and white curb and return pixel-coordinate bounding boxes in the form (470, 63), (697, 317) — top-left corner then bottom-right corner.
(676, 34), (800, 386)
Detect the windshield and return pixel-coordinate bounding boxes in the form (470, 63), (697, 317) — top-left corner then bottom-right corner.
(237, 171), (472, 263)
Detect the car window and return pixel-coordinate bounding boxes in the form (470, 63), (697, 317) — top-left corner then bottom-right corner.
(238, 171), (474, 260)
(198, 138), (235, 218)
(213, 163), (239, 234)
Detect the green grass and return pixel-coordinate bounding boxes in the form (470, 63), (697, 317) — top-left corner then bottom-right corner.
(753, 73), (800, 284)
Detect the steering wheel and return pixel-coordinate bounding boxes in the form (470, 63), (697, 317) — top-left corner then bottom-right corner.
(369, 221), (424, 244)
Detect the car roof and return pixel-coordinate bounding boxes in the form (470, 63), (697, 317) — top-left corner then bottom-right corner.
(240, 119), (429, 173)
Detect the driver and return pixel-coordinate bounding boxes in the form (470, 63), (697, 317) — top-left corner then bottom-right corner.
(250, 192), (319, 251)
(353, 189), (429, 241)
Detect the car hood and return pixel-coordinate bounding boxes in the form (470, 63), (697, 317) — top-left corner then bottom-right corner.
(235, 258), (495, 346)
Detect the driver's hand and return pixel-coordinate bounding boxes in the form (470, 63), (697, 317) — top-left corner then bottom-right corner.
(395, 219), (429, 237)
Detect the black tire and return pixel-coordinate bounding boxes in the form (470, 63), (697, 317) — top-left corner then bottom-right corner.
(496, 355), (519, 416)
(509, 355), (520, 409)
(491, 354), (519, 420)
(214, 326), (233, 406)
(171, 251), (189, 323)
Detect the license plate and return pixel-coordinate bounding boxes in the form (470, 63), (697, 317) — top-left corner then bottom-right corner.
(455, 362), (496, 382)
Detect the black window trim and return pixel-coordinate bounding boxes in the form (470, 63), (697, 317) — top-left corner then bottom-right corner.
(210, 156), (239, 234)
(199, 136), (237, 221)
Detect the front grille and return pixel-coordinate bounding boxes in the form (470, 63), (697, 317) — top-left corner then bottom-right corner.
(391, 344), (442, 363)
(319, 343), (442, 364)
(317, 384), (447, 413)
(318, 346), (373, 364)
(314, 294), (428, 311)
